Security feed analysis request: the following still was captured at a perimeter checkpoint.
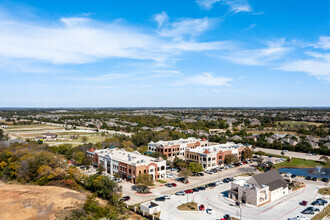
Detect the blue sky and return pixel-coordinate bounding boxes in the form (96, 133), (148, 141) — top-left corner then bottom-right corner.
(0, 0), (329, 107)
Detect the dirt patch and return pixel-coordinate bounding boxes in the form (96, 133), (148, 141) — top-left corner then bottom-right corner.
(0, 181), (87, 220)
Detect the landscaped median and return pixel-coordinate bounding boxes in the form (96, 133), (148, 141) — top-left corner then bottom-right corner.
(177, 202), (198, 211)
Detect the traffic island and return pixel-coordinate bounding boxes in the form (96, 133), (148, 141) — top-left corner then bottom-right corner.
(177, 202), (198, 211)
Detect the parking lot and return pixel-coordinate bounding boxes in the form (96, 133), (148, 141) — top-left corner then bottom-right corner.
(154, 177), (329, 220)
(120, 163), (259, 205)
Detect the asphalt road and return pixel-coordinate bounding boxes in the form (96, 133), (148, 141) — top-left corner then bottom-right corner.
(255, 147), (324, 162)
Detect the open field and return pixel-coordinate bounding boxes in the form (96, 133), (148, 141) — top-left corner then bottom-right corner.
(274, 157), (330, 168)
(279, 121), (324, 127)
(0, 181), (87, 220)
(248, 130), (298, 135)
(6, 124), (62, 131)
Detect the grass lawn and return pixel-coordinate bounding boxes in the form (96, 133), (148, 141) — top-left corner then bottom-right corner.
(177, 202), (198, 211)
(311, 204), (330, 220)
(6, 124), (61, 130)
(274, 157), (330, 169)
(279, 120), (323, 127)
(156, 179), (167, 184)
(318, 187), (330, 195)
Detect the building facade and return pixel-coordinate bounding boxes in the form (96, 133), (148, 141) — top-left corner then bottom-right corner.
(228, 170), (289, 206)
(148, 137), (208, 158)
(185, 142), (249, 169)
(87, 148), (166, 183)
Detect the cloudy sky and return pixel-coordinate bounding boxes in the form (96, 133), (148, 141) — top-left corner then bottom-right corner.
(0, 0), (329, 107)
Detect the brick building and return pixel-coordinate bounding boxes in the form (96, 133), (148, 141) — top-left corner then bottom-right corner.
(185, 142), (250, 169)
(148, 137), (208, 159)
(87, 148), (166, 183)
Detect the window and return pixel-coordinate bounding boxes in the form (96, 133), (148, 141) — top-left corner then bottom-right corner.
(144, 170), (146, 173)
(139, 171), (141, 174)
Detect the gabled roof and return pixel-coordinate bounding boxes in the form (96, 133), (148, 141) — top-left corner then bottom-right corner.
(88, 148), (95, 152)
(203, 149), (211, 154)
(250, 170), (287, 191)
(201, 138), (207, 141)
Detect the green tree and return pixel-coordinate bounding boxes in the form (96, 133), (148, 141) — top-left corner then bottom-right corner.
(81, 136), (88, 144)
(135, 173), (154, 186)
(242, 147), (253, 159)
(178, 168), (192, 183)
(187, 162), (203, 173)
(320, 155), (329, 164)
(225, 154), (239, 164)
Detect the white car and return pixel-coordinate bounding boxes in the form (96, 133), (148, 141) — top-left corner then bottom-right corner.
(215, 180), (223, 185)
(163, 194), (171, 199)
(175, 191), (185, 196)
(166, 173), (174, 178)
(206, 208), (213, 214)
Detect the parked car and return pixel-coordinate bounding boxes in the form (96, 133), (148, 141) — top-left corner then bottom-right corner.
(207, 182), (216, 187)
(223, 214), (232, 220)
(306, 207), (320, 212)
(199, 204), (205, 211)
(223, 178), (230, 183)
(206, 208), (213, 214)
(185, 189), (194, 194)
(215, 180), (223, 185)
(301, 209), (314, 214)
(300, 200), (307, 206)
(316, 198), (328, 204)
(121, 196), (130, 201)
(287, 216), (308, 220)
(171, 183), (177, 187)
(311, 177), (317, 181)
(155, 196), (166, 201)
(311, 200), (326, 206)
(192, 188), (199, 192)
(166, 173), (174, 178)
(163, 195), (171, 199)
(165, 183), (173, 187)
(197, 186), (206, 190)
(305, 176), (311, 180)
(175, 191), (185, 196)
(321, 178), (329, 182)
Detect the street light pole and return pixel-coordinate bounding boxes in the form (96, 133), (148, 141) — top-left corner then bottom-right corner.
(240, 202), (242, 220)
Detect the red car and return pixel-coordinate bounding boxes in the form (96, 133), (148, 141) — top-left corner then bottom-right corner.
(171, 183), (177, 187)
(300, 200), (307, 206)
(185, 189), (194, 194)
(199, 204), (205, 211)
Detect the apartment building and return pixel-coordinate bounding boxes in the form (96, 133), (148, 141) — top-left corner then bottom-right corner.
(185, 142), (250, 169)
(228, 170), (288, 206)
(148, 137), (208, 158)
(87, 148), (166, 183)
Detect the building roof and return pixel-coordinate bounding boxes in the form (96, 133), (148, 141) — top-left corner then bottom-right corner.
(250, 170), (287, 191)
(149, 137), (205, 147)
(41, 132), (57, 136)
(95, 148), (165, 166)
(187, 142), (246, 155)
(88, 148), (95, 152)
(203, 149), (211, 154)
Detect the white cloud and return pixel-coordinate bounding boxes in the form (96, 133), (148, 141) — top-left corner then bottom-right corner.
(158, 17), (215, 40)
(196, 0), (252, 13)
(278, 52), (330, 81)
(314, 36), (330, 50)
(220, 39), (289, 65)
(227, 0), (252, 14)
(196, 0), (221, 9)
(154, 11), (169, 28)
(0, 15), (228, 65)
(178, 72), (232, 87)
